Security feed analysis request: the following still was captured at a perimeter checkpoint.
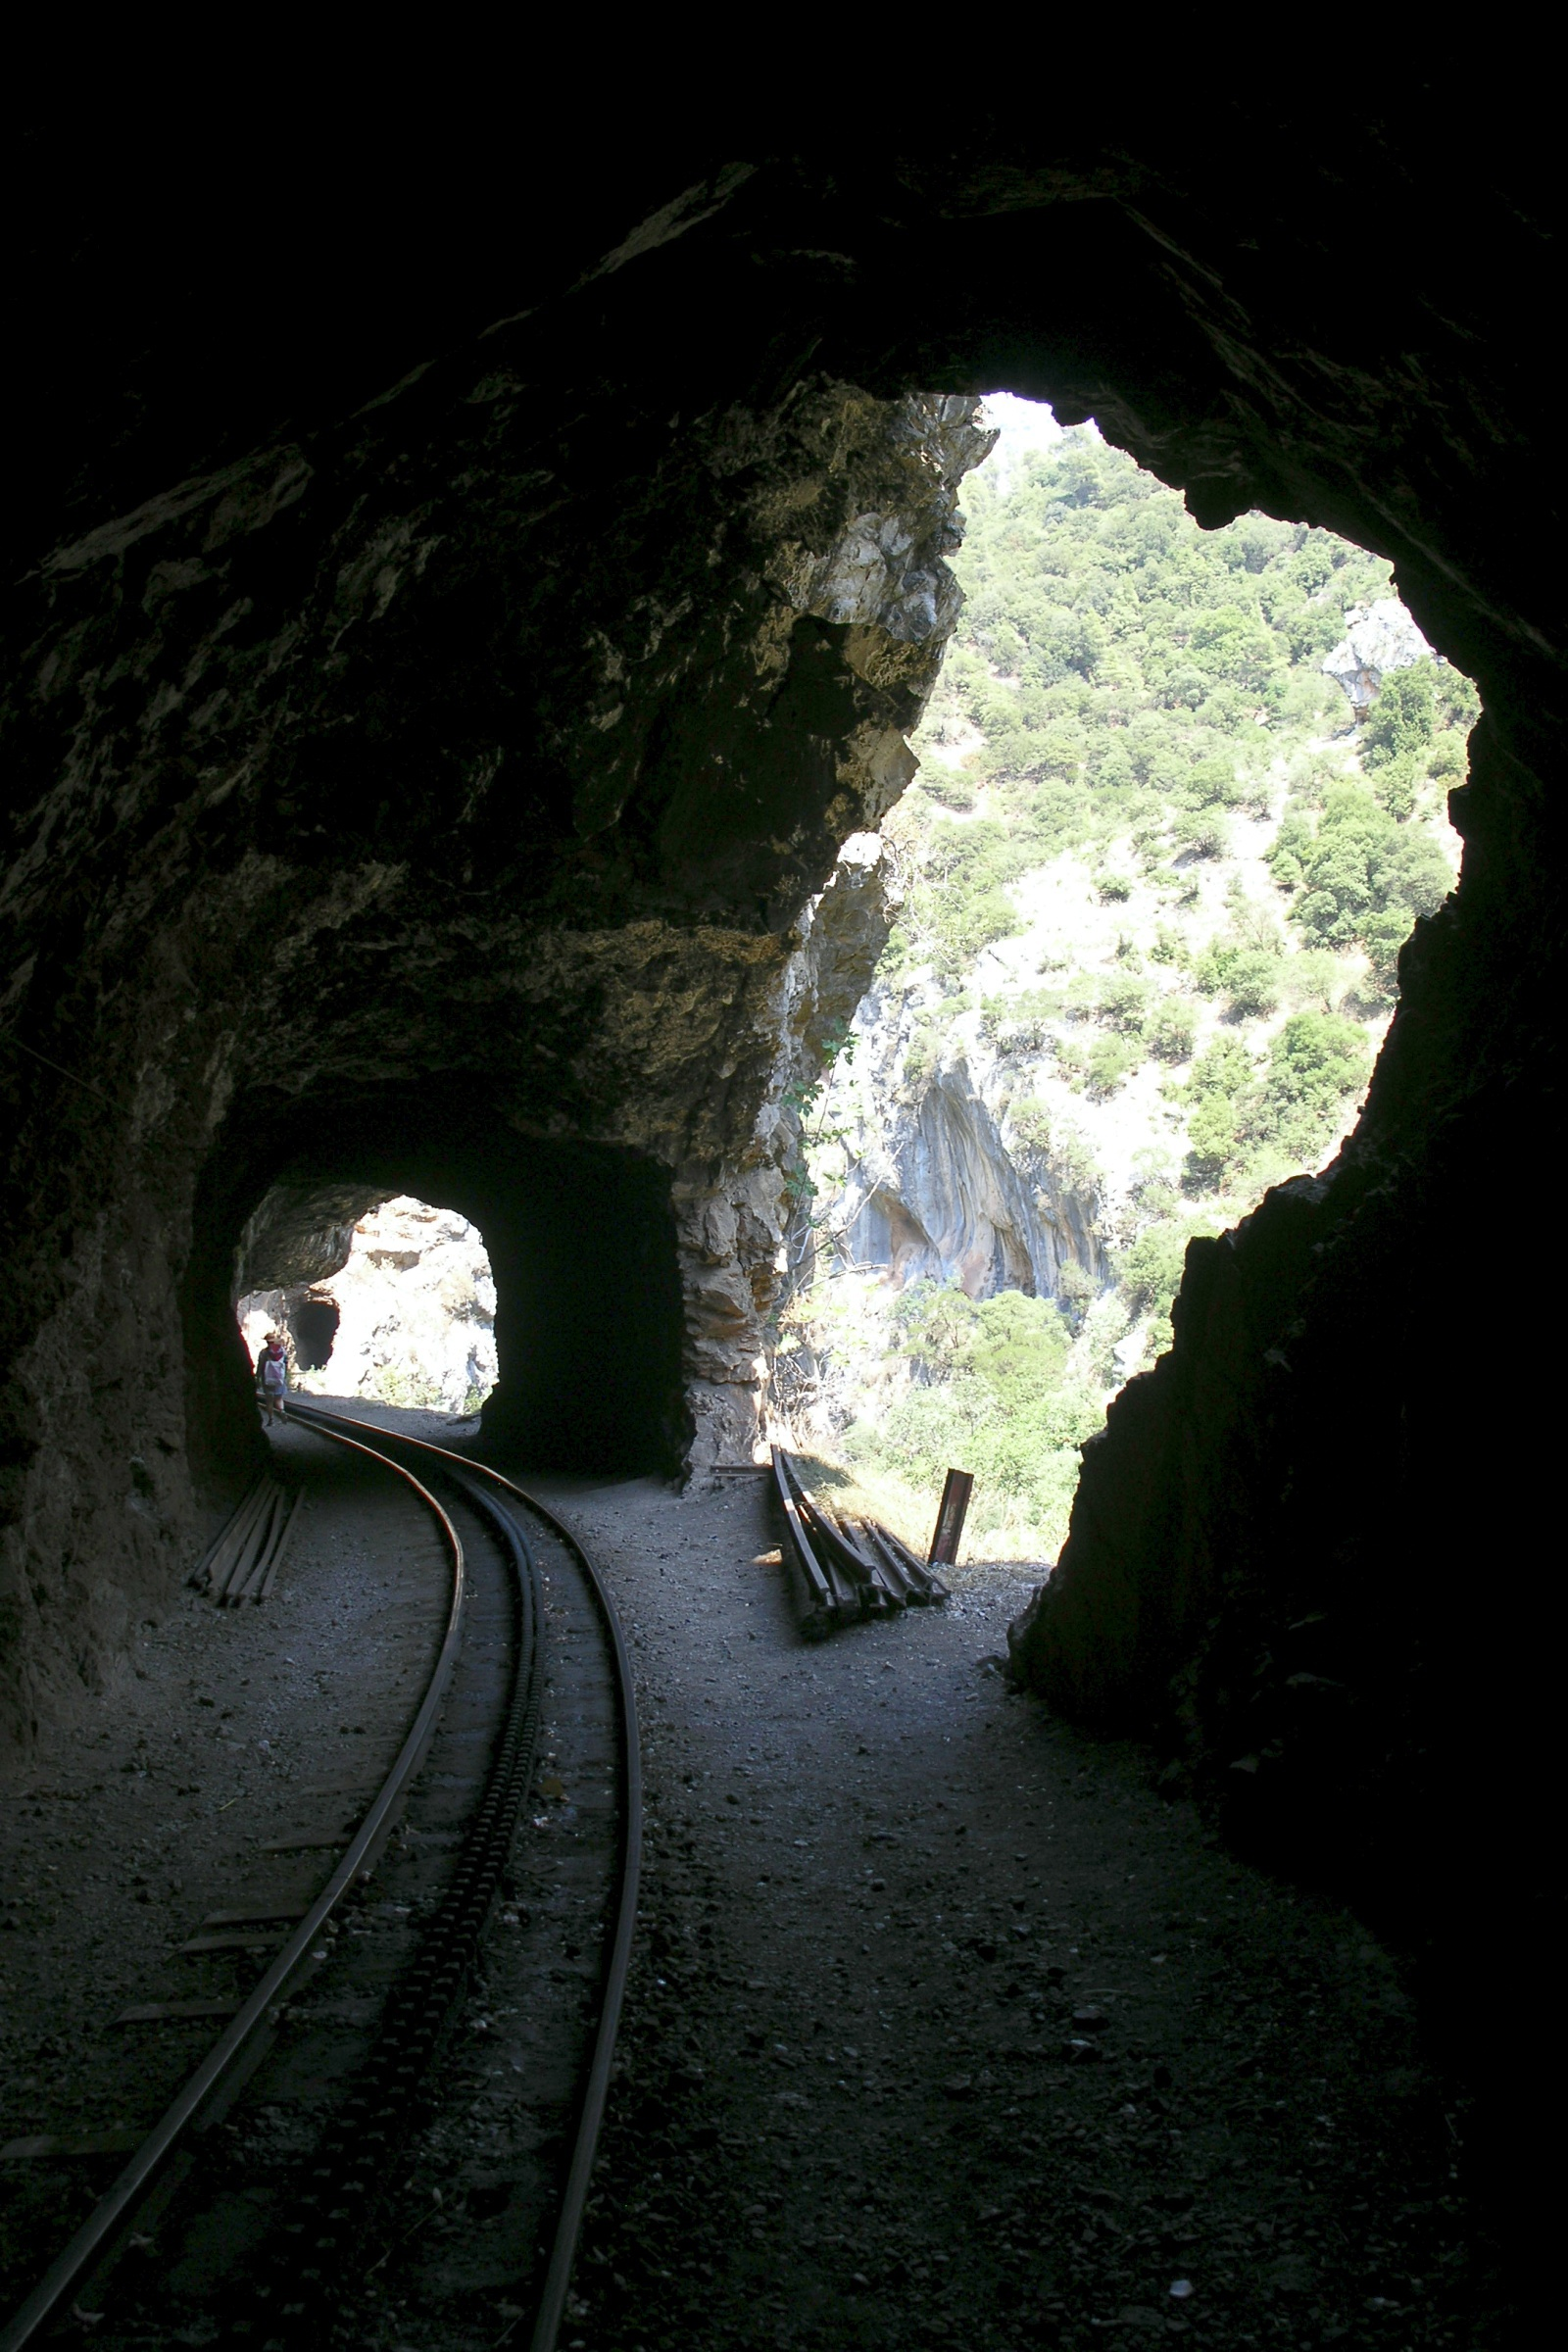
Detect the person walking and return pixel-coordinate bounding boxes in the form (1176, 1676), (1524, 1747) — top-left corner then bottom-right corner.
(256, 1330), (289, 1424)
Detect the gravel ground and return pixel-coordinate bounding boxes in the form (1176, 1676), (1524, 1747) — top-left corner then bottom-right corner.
(0, 1418), (1478, 2348)
(534, 1469), (1477, 2352)
(0, 1417), (449, 2316)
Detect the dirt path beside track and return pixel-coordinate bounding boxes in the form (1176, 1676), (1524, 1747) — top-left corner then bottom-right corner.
(538, 1468), (1472, 2352)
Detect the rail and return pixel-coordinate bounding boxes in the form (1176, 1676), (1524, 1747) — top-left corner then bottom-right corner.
(287, 1399), (643, 2352)
(0, 1422), (466, 2352)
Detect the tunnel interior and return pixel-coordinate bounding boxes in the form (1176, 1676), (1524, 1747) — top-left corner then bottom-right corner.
(191, 1083), (687, 1483)
(284, 1296), (339, 1373)
(2, 102), (1563, 2322)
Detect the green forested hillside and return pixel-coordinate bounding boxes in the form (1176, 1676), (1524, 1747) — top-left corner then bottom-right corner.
(886, 431), (1469, 987)
(783, 423), (1476, 1561)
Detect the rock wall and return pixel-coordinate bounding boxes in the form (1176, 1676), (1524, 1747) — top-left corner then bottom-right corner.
(0, 362), (988, 1736)
(805, 991), (1109, 1305)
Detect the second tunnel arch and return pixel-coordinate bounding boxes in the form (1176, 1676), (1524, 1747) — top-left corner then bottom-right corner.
(187, 1081), (689, 1488)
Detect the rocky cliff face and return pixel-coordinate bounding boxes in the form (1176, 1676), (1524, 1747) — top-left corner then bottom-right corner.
(0, 366), (989, 1737)
(802, 979), (1108, 1307)
(1322, 598), (1432, 719)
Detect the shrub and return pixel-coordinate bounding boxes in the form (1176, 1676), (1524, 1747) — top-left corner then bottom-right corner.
(1267, 804), (1315, 890)
(1286, 782), (1451, 957)
(1373, 756), (1420, 821)
(936, 884), (1022, 973)
(1263, 1011), (1369, 1125)
(1361, 905), (1415, 997)
(371, 1364), (446, 1411)
(1185, 1087), (1246, 1186)
(1086, 1032), (1143, 1098)
(1097, 972), (1150, 1032)
(1282, 950), (1346, 1012)
(1361, 662), (1435, 767)
(1173, 808), (1230, 860)
(965, 1289), (1073, 1406)
(1222, 949), (1283, 1019)
(1189, 1034), (1254, 1098)
(1054, 1258), (1098, 1330)
(878, 1385), (986, 1488)
(982, 990), (1061, 1056)
(1008, 1102), (1102, 1197)
(1183, 1036), (1256, 1185)
(1006, 1096), (1054, 1158)
(1117, 1223), (1193, 1316)
(1184, 754), (1243, 808)
(1146, 999), (1198, 1061)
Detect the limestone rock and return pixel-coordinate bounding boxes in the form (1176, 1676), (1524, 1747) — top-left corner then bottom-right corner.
(1322, 598), (1433, 717)
(240, 1198), (497, 1417)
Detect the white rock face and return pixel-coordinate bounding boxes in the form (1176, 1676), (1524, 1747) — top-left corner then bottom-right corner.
(240, 1197), (497, 1415)
(766, 396), (998, 646)
(1322, 598), (1433, 715)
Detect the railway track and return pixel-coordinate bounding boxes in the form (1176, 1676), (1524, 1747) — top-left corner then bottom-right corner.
(0, 1405), (640, 2352)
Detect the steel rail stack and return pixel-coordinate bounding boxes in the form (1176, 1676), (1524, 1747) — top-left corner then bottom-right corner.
(770, 1444), (949, 1634)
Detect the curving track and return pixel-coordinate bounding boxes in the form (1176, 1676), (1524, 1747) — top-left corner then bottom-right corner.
(0, 1406), (640, 2352)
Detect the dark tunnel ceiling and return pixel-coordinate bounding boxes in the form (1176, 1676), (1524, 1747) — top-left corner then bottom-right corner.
(10, 93), (1565, 703)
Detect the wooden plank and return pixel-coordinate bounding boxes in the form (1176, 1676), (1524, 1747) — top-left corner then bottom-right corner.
(176, 1930), (283, 1955)
(928, 1467), (975, 1567)
(185, 1482), (263, 1592)
(257, 1832), (348, 1854)
(2, 2132), (144, 2160)
(113, 2000), (239, 2026)
(798, 1491), (894, 1613)
(769, 1446), (839, 1625)
(198, 1906), (309, 1930)
(195, 1477), (274, 1595)
(257, 1487), (306, 1599)
(869, 1518), (950, 1603)
(220, 1485), (283, 1604)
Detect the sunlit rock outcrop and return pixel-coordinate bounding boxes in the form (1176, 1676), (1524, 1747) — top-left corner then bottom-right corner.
(240, 1198), (498, 1416)
(800, 1000), (1108, 1305)
(1322, 598), (1433, 716)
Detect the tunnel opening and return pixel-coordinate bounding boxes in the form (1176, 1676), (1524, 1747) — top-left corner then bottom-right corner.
(187, 1083), (688, 1489)
(237, 1197), (496, 1413)
(284, 1294), (339, 1373)
(777, 394), (1473, 1568)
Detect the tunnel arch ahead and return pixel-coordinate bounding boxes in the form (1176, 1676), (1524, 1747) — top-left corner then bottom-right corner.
(185, 1080), (688, 1490)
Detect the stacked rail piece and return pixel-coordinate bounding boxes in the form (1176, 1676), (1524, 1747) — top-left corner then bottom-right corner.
(771, 1445), (948, 1636)
(186, 1475), (305, 1605)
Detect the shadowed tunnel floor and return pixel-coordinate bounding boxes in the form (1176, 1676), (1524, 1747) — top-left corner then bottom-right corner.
(530, 1471), (1471, 2352)
(0, 1416), (1479, 2348)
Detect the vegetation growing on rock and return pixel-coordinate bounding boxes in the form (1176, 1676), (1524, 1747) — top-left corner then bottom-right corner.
(776, 413), (1472, 1559)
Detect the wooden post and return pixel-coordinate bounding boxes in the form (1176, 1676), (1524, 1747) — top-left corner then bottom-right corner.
(928, 1468), (974, 1567)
